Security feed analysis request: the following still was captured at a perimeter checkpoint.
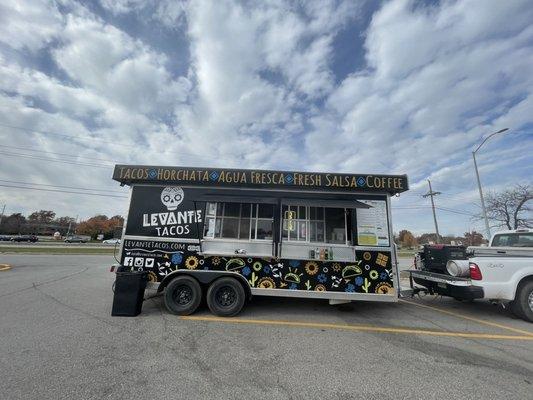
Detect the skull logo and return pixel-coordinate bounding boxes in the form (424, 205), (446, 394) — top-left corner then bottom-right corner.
(160, 187), (184, 211)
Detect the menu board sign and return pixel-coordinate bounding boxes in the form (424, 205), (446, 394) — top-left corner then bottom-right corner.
(356, 200), (390, 246)
(113, 165), (409, 194)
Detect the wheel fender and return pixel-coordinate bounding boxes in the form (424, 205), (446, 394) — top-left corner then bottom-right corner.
(513, 274), (533, 300)
(158, 270), (252, 300)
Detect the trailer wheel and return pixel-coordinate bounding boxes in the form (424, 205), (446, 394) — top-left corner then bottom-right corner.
(164, 276), (202, 315)
(206, 277), (245, 317)
(511, 280), (533, 322)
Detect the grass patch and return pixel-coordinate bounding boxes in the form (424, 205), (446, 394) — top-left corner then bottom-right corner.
(0, 246), (117, 255)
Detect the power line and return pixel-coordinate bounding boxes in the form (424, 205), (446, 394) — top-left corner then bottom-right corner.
(0, 151), (113, 168)
(0, 179), (126, 194)
(0, 182), (478, 214)
(0, 122), (134, 148)
(0, 144), (121, 164)
(0, 184), (128, 198)
(0, 123), (224, 162)
(393, 205), (432, 209)
(0, 122), (271, 165)
(436, 206), (475, 216)
(392, 205), (476, 216)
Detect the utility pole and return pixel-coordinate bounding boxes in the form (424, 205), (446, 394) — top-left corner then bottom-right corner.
(66, 214), (78, 237)
(423, 180), (441, 243)
(0, 204), (5, 229)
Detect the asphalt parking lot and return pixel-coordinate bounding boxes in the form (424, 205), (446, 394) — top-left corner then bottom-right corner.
(1, 254), (532, 400)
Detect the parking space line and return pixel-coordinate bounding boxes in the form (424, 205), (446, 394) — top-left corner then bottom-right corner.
(0, 264), (12, 271)
(181, 316), (533, 341)
(399, 299), (533, 337)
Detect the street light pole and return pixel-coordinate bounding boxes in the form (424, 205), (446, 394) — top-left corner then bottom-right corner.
(472, 128), (509, 240)
(472, 151), (490, 239)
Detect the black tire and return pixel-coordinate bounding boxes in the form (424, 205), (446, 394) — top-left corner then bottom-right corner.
(512, 280), (533, 323)
(164, 276), (202, 316)
(206, 277), (245, 317)
(509, 299), (524, 319)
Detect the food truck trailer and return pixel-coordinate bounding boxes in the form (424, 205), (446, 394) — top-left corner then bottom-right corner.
(112, 165), (409, 317)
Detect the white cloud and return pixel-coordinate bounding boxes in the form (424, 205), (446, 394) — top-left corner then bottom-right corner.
(308, 0), (533, 178)
(0, 0), (63, 52)
(53, 15), (191, 116)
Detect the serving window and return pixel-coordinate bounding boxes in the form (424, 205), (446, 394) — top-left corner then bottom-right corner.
(281, 205), (347, 245)
(203, 202), (273, 241)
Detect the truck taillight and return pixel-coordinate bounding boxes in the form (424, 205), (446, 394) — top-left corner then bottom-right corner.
(469, 263), (482, 280)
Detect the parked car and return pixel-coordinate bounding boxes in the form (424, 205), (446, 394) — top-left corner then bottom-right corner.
(10, 235), (38, 243)
(410, 229), (533, 322)
(103, 238), (121, 245)
(64, 236), (87, 243)
(0, 235), (13, 241)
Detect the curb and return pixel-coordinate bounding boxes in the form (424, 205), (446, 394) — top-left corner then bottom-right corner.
(0, 264), (12, 271)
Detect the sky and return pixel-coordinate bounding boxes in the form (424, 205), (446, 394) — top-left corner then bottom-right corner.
(0, 0), (531, 237)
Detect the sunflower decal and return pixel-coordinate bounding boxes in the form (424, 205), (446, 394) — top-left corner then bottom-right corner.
(185, 256), (199, 270)
(375, 282), (393, 294)
(304, 261), (319, 276)
(147, 271), (158, 283)
(314, 284), (326, 292)
(258, 277), (276, 289)
(211, 256), (221, 266)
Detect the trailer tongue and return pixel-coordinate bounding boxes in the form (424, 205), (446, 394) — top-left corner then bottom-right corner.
(407, 270), (484, 300)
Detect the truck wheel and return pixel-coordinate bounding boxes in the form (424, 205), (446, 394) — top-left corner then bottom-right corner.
(206, 277), (245, 317)
(164, 276), (202, 315)
(512, 281), (533, 323)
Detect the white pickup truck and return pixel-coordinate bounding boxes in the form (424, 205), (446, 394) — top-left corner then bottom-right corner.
(409, 229), (533, 322)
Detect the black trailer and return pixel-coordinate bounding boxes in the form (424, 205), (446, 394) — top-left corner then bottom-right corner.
(112, 165), (408, 316)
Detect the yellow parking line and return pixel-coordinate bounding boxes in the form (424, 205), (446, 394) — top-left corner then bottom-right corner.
(181, 315), (533, 341)
(399, 299), (533, 337)
(0, 264), (11, 271)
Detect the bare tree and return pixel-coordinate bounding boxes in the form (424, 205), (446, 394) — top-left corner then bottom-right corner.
(483, 184), (532, 230)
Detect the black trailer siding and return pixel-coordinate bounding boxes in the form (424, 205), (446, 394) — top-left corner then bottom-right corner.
(121, 238), (394, 295)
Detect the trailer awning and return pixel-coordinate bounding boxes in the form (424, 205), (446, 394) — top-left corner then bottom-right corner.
(281, 198), (371, 209)
(194, 194), (279, 204)
(194, 194), (371, 208)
